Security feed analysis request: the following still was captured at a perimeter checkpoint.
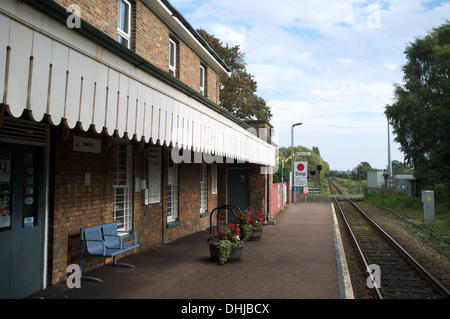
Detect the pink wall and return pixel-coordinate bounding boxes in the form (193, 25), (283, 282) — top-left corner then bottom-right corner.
(269, 182), (288, 219)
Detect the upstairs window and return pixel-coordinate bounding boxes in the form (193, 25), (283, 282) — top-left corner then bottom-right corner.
(200, 65), (205, 96)
(169, 38), (177, 76)
(117, 0), (131, 48)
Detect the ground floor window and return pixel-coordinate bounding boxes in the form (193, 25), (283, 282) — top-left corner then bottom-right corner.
(200, 163), (208, 213)
(113, 140), (132, 231)
(167, 161), (178, 223)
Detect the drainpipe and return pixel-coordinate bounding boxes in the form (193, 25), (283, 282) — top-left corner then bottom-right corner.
(266, 170), (270, 222)
(161, 146), (165, 244)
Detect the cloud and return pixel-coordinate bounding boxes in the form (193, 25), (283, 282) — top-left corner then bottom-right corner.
(169, 0), (450, 169)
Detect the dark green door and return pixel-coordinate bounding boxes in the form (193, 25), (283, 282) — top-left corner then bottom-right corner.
(227, 168), (250, 211)
(0, 142), (44, 298)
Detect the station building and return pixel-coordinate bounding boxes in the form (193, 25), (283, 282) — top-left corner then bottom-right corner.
(0, 0), (276, 298)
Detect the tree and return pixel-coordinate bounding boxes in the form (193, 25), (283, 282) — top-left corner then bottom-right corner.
(197, 29), (272, 122)
(385, 21), (450, 183)
(273, 146), (330, 183)
(312, 146), (321, 156)
(353, 162), (373, 180)
(391, 160), (412, 176)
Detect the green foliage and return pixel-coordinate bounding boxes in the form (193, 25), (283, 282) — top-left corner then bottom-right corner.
(216, 240), (231, 265)
(352, 162), (373, 180)
(207, 222), (242, 264)
(274, 145), (330, 183)
(385, 21), (450, 185)
(197, 29), (272, 122)
(240, 224), (253, 242)
(364, 189), (421, 209)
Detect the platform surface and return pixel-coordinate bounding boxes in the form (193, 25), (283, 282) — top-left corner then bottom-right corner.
(31, 202), (349, 301)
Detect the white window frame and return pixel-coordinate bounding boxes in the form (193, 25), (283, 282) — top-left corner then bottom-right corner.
(200, 163), (208, 213)
(169, 38), (177, 76)
(117, 0), (131, 49)
(113, 140), (133, 231)
(167, 162), (178, 223)
(200, 65), (205, 96)
(211, 164), (217, 194)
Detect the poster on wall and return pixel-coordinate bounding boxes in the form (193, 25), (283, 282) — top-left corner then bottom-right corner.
(0, 151), (11, 229)
(148, 147), (161, 203)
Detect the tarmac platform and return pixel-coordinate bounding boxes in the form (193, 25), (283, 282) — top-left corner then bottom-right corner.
(30, 202), (353, 304)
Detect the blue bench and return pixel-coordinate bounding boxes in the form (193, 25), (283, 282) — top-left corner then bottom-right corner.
(79, 222), (141, 282)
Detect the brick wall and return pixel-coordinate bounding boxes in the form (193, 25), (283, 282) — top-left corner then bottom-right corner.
(269, 182), (288, 219)
(162, 151), (218, 243)
(49, 127), (222, 284)
(249, 164), (267, 215)
(50, 125), (115, 283)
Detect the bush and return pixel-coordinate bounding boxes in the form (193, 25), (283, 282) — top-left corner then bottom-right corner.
(364, 188), (421, 209)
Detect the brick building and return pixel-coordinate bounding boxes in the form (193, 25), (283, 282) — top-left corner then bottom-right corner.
(0, 0), (276, 298)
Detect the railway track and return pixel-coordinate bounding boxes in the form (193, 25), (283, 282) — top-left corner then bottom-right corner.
(329, 179), (450, 299)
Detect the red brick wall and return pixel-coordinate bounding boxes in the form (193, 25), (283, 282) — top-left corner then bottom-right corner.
(162, 151), (218, 243)
(269, 182), (288, 219)
(50, 125), (115, 283)
(50, 128), (213, 283)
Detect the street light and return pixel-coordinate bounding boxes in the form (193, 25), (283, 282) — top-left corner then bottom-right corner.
(291, 122), (302, 203)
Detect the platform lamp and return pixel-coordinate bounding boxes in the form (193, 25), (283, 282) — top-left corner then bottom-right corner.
(291, 122), (302, 203)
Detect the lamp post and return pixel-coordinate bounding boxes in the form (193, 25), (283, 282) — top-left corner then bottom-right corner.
(291, 122), (302, 203)
(387, 117), (393, 187)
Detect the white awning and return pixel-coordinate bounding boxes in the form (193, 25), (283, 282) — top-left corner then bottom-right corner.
(0, 1), (275, 167)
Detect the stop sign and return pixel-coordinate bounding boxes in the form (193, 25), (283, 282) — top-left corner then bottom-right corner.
(294, 161), (307, 187)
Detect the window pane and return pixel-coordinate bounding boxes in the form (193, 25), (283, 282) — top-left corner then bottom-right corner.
(117, 34), (129, 48)
(200, 67), (205, 86)
(169, 41), (175, 67)
(200, 66), (205, 95)
(113, 142), (132, 230)
(118, 0), (129, 33)
(167, 164), (178, 222)
(200, 163), (207, 213)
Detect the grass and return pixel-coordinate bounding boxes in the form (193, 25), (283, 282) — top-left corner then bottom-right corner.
(362, 188), (450, 258)
(335, 177), (366, 194)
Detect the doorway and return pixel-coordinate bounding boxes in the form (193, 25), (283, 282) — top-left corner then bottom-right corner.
(0, 142), (45, 298)
(227, 168), (250, 211)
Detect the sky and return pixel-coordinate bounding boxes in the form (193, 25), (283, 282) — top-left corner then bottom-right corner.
(169, 0), (450, 171)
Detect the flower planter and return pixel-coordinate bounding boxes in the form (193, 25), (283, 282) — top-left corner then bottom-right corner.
(209, 243), (243, 264)
(239, 224), (252, 241)
(249, 226), (263, 241)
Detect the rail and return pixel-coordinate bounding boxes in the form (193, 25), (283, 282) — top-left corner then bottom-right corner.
(329, 179), (450, 299)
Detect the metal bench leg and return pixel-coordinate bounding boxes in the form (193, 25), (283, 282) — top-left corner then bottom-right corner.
(81, 276), (104, 283)
(79, 240), (103, 283)
(108, 256), (136, 269)
(79, 257), (104, 283)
